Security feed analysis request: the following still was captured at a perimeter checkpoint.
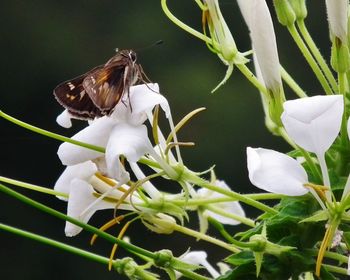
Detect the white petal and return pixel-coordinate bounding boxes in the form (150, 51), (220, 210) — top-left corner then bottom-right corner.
(54, 161), (97, 200)
(238, 0), (281, 91)
(106, 123), (153, 182)
(247, 147), (308, 196)
(325, 0), (348, 42)
(57, 116), (116, 165)
(111, 84), (170, 125)
(178, 251), (220, 279)
(237, 0), (253, 26)
(65, 179), (114, 237)
(56, 110), (72, 128)
(281, 95), (344, 155)
(197, 180), (245, 225)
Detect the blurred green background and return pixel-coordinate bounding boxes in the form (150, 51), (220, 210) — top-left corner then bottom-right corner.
(0, 1), (331, 279)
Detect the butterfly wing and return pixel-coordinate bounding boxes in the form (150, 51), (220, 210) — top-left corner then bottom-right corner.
(82, 64), (128, 112)
(53, 67), (105, 120)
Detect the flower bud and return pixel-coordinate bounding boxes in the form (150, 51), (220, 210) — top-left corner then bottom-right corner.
(273, 0), (296, 26)
(289, 0), (307, 21)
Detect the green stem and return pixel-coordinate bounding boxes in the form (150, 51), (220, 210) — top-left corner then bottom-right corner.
(280, 66), (307, 97)
(339, 72), (349, 148)
(177, 269), (211, 280)
(0, 110), (105, 153)
(307, 248), (348, 263)
(245, 193), (285, 200)
(172, 193), (284, 207)
(300, 149), (322, 183)
(0, 176), (68, 198)
(279, 128), (322, 183)
(287, 24), (333, 94)
(183, 172), (278, 215)
(322, 264), (348, 276)
(0, 183), (155, 259)
(160, 0), (214, 46)
(172, 223), (240, 253)
(205, 204), (255, 227)
(297, 20), (338, 92)
(236, 64), (269, 97)
(0, 223), (110, 265)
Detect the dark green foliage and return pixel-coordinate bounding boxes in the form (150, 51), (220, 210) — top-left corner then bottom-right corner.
(221, 195), (330, 279)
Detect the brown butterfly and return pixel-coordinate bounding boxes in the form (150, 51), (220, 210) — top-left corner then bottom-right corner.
(54, 49), (143, 120)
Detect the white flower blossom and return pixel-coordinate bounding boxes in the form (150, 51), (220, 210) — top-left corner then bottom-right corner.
(196, 180), (245, 233)
(57, 84), (174, 183)
(247, 147), (309, 196)
(237, 0), (281, 91)
(176, 250), (220, 279)
(281, 95), (343, 189)
(325, 0), (348, 43)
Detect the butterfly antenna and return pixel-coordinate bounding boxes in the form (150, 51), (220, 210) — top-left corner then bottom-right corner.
(135, 40), (163, 52)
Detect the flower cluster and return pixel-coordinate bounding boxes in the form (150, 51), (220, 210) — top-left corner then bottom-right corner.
(3, 0), (350, 279)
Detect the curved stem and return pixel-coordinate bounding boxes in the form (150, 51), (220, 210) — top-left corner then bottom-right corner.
(287, 24), (333, 94)
(0, 183), (156, 259)
(236, 64), (269, 97)
(160, 0), (213, 45)
(297, 20), (338, 92)
(183, 172), (278, 215)
(172, 223), (240, 253)
(0, 111), (105, 153)
(206, 204), (255, 227)
(0, 223), (110, 265)
(280, 66), (307, 97)
(0, 176), (68, 198)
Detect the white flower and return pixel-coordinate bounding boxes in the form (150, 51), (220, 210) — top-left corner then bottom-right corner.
(237, 0), (281, 91)
(247, 147), (309, 196)
(57, 84), (173, 183)
(105, 123), (155, 182)
(196, 180), (245, 233)
(65, 179), (115, 237)
(281, 95), (343, 188)
(54, 161), (97, 200)
(282, 95), (343, 156)
(325, 0), (348, 43)
(176, 250), (220, 279)
(55, 166), (145, 236)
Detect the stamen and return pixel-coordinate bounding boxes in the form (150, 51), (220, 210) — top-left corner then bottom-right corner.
(166, 107), (206, 144)
(90, 215), (125, 245)
(316, 225), (332, 276)
(165, 142), (195, 156)
(108, 220), (133, 271)
(304, 183), (329, 195)
(113, 183), (139, 217)
(94, 172), (128, 192)
(152, 105), (160, 145)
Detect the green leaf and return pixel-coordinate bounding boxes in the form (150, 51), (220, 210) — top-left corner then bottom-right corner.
(299, 210), (329, 223)
(225, 251), (255, 266)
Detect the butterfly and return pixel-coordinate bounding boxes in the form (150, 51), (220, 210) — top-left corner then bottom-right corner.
(53, 49), (144, 120)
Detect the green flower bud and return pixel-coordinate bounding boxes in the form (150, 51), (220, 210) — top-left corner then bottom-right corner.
(273, 0), (296, 26)
(154, 249), (174, 268)
(289, 0), (307, 20)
